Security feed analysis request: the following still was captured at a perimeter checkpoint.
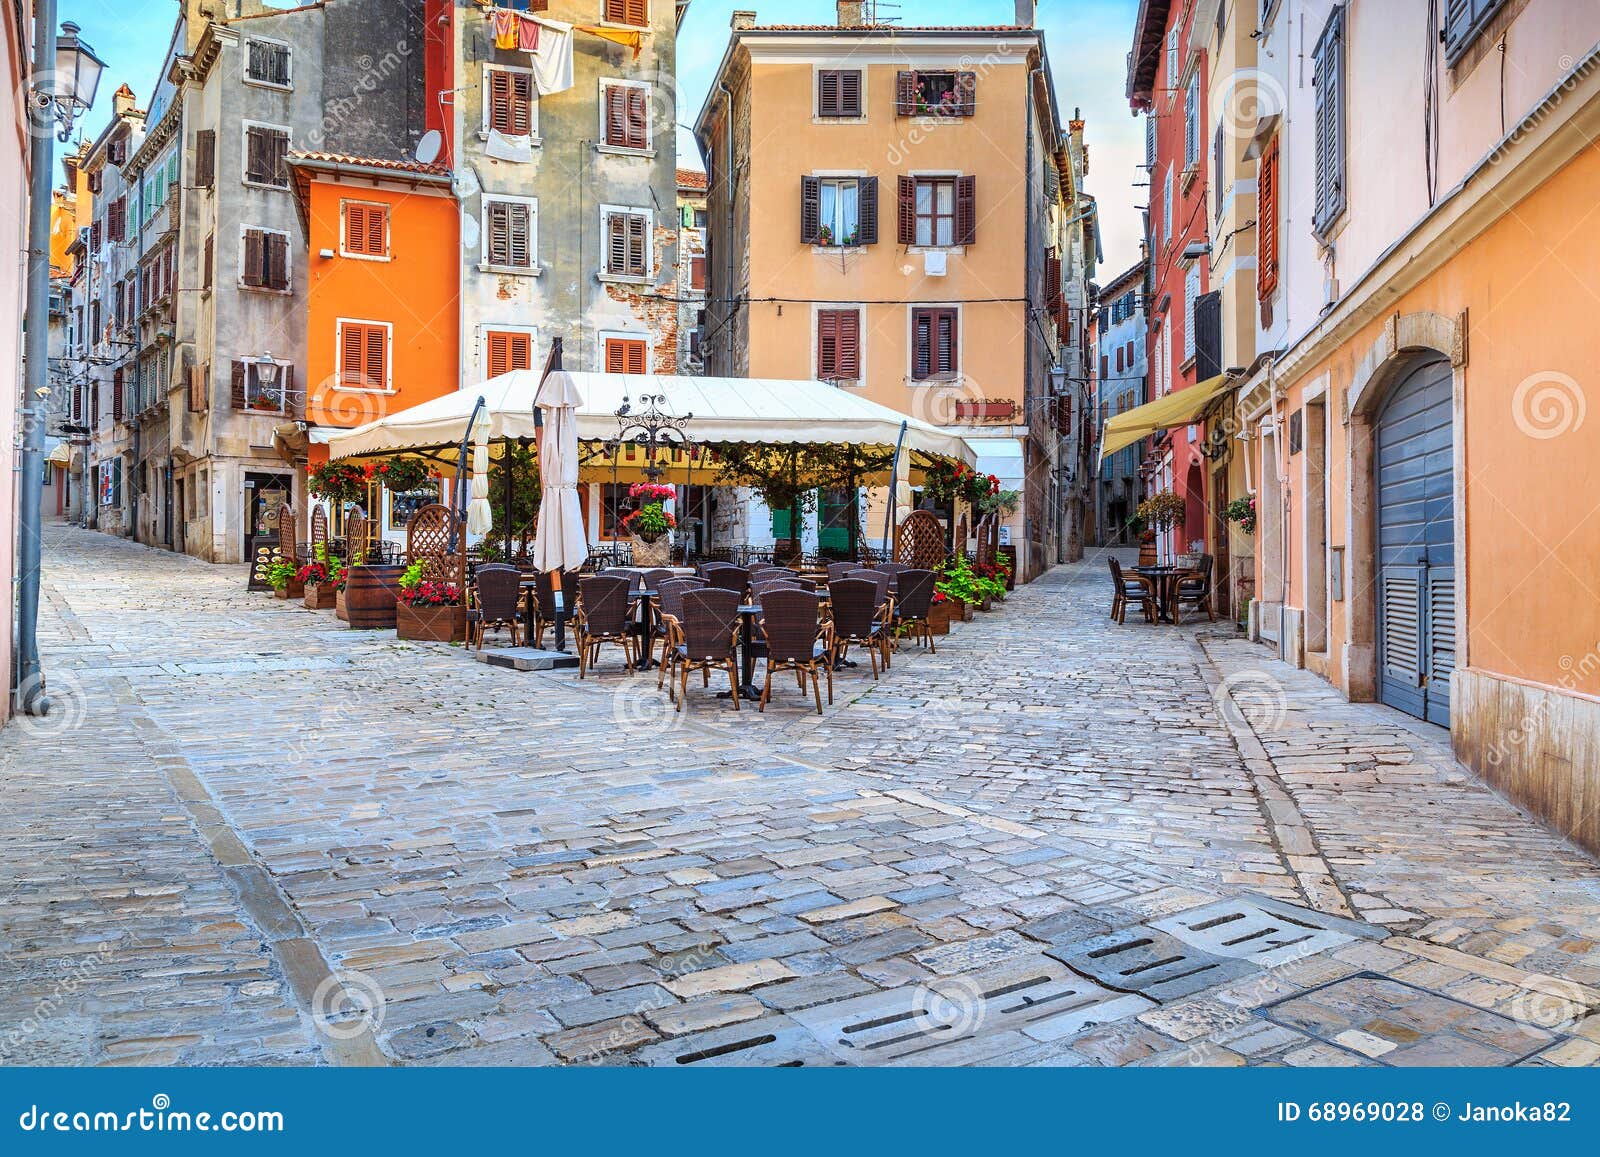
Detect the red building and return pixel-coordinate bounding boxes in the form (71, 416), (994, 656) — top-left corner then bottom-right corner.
(1127, 0), (1211, 555)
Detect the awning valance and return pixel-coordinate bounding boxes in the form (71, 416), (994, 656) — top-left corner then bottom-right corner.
(1098, 374), (1232, 465)
(45, 443), (72, 466)
(323, 371), (978, 477)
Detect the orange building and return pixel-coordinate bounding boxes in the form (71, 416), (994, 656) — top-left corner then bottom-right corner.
(289, 151), (459, 537)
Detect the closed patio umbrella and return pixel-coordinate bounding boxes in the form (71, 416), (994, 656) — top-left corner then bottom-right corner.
(532, 367), (588, 649)
(466, 412), (493, 536)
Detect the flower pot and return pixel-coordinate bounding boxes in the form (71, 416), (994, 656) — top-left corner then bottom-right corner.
(630, 534), (672, 567)
(946, 597), (973, 623)
(335, 588), (348, 621)
(304, 582), (337, 610)
(396, 601), (468, 643)
(926, 600), (952, 635)
(1138, 530), (1158, 567)
(273, 587), (289, 599)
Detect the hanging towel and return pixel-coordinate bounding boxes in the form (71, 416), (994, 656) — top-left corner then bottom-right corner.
(484, 128), (534, 163)
(575, 24), (643, 60)
(525, 16), (575, 95)
(517, 14), (541, 52)
(492, 9), (519, 50)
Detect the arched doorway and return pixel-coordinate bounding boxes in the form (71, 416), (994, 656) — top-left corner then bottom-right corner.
(1374, 357), (1455, 726)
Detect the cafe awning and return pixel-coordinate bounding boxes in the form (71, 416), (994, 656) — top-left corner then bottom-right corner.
(1098, 373), (1232, 465)
(45, 442), (72, 466)
(322, 371), (978, 479)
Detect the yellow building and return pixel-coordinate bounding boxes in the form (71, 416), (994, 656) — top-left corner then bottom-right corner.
(693, 6), (1087, 576)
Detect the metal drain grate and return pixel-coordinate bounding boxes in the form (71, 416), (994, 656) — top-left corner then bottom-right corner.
(1048, 927), (1258, 1001)
(634, 1016), (844, 1067)
(1152, 897), (1363, 969)
(789, 955), (1149, 1063)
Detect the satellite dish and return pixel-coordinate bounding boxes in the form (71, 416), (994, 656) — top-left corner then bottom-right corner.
(415, 129), (442, 166)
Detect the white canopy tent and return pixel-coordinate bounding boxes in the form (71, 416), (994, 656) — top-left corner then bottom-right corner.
(320, 371), (978, 473)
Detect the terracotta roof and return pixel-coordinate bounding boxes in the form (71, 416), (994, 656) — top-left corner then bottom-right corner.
(676, 167), (707, 190)
(1126, 0), (1174, 109)
(288, 151), (450, 177)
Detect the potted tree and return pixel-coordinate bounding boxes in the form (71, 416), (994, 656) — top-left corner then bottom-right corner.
(622, 483), (677, 567)
(1136, 491), (1186, 566)
(394, 561), (467, 643)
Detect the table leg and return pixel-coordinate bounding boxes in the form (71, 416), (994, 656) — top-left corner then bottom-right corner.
(739, 613), (760, 699)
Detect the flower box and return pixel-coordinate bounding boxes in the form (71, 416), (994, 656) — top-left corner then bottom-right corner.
(945, 597), (974, 623)
(396, 602), (468, 643)
(335, 588), (348, 621)
(304, 582), (337, 610)
(926, 599), (952, 635)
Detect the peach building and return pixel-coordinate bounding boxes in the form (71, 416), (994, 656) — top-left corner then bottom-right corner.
(1232, 1), (1600, 851)
(290, 151), (460, 545)
(693, 5), (1092, 576)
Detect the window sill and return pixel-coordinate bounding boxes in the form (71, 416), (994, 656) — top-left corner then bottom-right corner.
(237, 282), (292, 295)
(596, 143), (654, 159)
(339, 250), (394, 263)
(811, 244), (865, 255)
(476, 130), (542, 147)
(332, 384), (396, 395)
(811, 115), (867, 126)
(243, 78), (293, 93)
(1180, 164), (1199, 193)
(595, 20), (649, 32)
(910, 375), (961, 385)
(242, 179), (291, 193)
(906, 245), (966, 256)
(596, 272), (651, 286)
(478, 263), (540, 277)
(822, 377), (862, 388)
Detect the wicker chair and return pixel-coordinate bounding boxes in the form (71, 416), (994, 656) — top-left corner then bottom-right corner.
(890, 568), (937, 653)
(653, 577), (705, 682)
(847, 568), (893, 612)
(829, 577), (891, 678)
(698, 560), (736, 578)
(1175, 556), (1215, 623)
(573, 574), (636, 677)
(826, 561), (860, 584)
(757, 588), (832, 714)
(705, 565), (749, 597)
(600, 567), (644, 594)
(469, 563), (524, 650)
(529, 569), (579, 649)
(1108, 557), (1157, 625)
(642, 568), (677, 591)
(667, 588), (743, 711)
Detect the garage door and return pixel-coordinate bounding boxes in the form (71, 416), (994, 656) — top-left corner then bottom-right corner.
(1375, 358), (1454, 727)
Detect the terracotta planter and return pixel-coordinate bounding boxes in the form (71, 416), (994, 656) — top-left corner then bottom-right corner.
(396, 601), (468, 643)
(926, 599), (952, 635)
(335, 588), (349, 621)
(304, 582), (337, 610)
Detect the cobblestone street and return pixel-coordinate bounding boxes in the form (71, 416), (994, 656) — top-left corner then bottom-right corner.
(4, 525), (1599, 1068)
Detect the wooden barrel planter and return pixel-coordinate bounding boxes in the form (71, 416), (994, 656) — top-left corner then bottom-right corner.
(304, 582), (337, 610)
(396, 602), (468, 643)
(343, 564), (404, 629)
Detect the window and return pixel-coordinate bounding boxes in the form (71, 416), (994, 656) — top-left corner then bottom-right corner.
(485, 66), (535, 138)
(1184, 71), (1200, 168)
(244, 124), (290, 187)
(195, 129), (215, 187)
(245, 39), (291, 87)
(1212, 121), (1225, 219)
(694, 208), (707, 229)
(689, 257), (705, 290)
(342, 201), (389, 258)
(801, 176), (878, 247)
(895, 70), (975, 117)
(485, 330), (533, 376)
(1311, 7), (1345, 235)
(601, 80), (650, 150)
(337, 321), (391, 391)
(203, 232), (214, 290)
(1257, 134), (1279, 301)
(817, 69), (862, 118)
(483, 197), (536, 271)
(1167, 27), (1180, 87)
(896, 175), (975, 248)
(112, 281), (125, 329)
(603, 0), (648, 27)
(1443, 0), (1508, 65)
(601, 206), (649, 277)
(231, 358), (291, 413)
(1162, 166), (1173, 246)
(1144, 113), (1156, 169)
(816, 309), (861, 380)
(189, 361), (209, 413)
(241, 227), (290, 290)
(911, 307), (958, 380)
(1183, 264), (1199, 364)
(604, 337), (647, 375)
(107, 196), (125, 242)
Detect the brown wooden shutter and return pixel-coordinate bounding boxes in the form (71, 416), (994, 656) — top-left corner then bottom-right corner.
(195, 130), (215, 187)
(203, 233), (214, 289)
(245, 129), (263, 183)
(625, 88), (648, 149)
(340, 324), (365, 386)
(625, 340), (645, 375)
(242, 230), (263, 286)
(487, 332), (510, 377)
(857, 176), (878, 245)
(269, 131), (288, 185)
(230, 360), (247, 408)
(267, 232), (288, 288)
(107, 197), (123, 241)
(838, 310), (860, 378)
(936, 309), (958, 376)
(896, 175), (915, 245)
(912, 310), (931, 379)
(606, 212), (625, 272)
(1257, 135), (1279, 301)
(840, 70), (861, 117)
(1044, 254), (1061, 303)
(90, 220), (101, 250)
(817, 311), (838, 377)
(510, 72), (532, 136)
(605, 85), (627, 145)
(955, 176), (976, 245)
(366, 204), (386, 255)
(364, 326), (387, 387)
(624, 0), (648, 25)
(626, 214), (646, 275)
(955, 71), (977, 116)
(689, 256), (706, 290)
(506, 203), (530, 268)
(281, 364), (296, 417)
(818, 71), (839, 117)
(189, 363), (208, 412)
(895, 71), (916, 115)
(800, 176), (820, 244)
(605, 339), (625, 373)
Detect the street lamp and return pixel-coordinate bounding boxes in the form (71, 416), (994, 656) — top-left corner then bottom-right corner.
(255, 351), (280, 386)
(38, 21), (104, 141)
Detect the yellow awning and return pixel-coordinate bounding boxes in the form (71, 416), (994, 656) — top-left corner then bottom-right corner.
(1098, 374), (1232, 465)
(46, 443), (72, 466)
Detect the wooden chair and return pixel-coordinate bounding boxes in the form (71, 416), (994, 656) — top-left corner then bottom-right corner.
(1175, 556), (1216, 623)
(757, 588), (832, 714)
(573, 574), (635, 677)
(1108, 557), (1157, 625)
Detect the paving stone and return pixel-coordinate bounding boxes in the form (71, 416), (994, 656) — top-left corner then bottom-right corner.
(663, 959), (796, 998)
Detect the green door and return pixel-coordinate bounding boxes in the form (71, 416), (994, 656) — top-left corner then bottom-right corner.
(818, 488), (852, 553)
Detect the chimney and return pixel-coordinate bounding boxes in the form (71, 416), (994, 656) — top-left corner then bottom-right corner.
(837, 0), (866, 27)
(112, 83), (136, 117)
(1013, 0), (1035, 27)
(731, 10), (757, 30)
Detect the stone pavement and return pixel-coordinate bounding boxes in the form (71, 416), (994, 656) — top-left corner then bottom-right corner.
(2, 524), (1598, 1067)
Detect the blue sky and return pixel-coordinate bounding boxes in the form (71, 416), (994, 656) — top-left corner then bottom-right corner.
(59, 0), (1144, 274)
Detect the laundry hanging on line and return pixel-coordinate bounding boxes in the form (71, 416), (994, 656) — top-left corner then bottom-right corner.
(574, 25), (642, 60)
